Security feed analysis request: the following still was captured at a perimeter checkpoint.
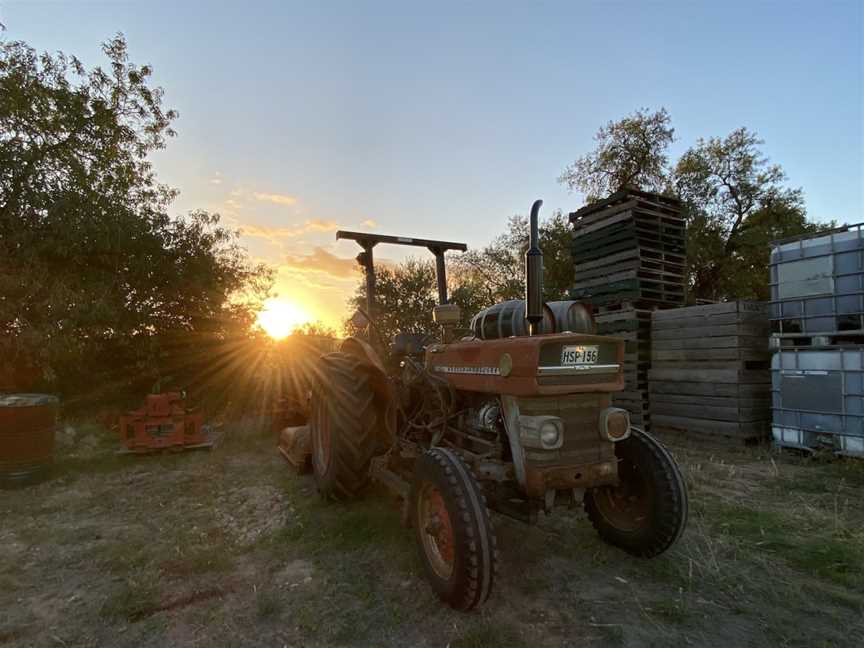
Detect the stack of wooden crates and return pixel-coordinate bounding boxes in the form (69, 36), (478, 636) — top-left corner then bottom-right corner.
(569, 188), (686, 430)
(648, 301), (772, 444)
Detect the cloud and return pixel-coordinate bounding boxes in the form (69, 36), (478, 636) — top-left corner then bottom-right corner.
(238, 219), (339, 244)
(282, 247), (360, 279)
(361, 219), (378, 229)
(305, 219), (340, 232)
(253, 192), (298, 206)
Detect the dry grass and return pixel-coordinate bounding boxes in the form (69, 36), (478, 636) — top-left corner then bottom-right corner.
(1, 418), (862, 647)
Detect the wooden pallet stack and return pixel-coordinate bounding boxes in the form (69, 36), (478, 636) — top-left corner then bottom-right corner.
(569, 189), (686, 430)
(648, 301), (772, 445)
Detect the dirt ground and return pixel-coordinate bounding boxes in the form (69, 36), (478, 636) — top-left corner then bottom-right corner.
(1, 418), (863, 648)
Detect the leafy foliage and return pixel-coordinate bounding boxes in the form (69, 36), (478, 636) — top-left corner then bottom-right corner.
(0, 35), (271, 402)
(452, 210), (573, 304)
(345, 259), (441, 344)
(561, 110), (833, 302)
(674, 128), (829, 301)
(344, 210), (575, 344)
(558, 108), (674, 201)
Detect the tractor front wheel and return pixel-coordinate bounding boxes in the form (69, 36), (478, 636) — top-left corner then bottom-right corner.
(310, 352), (380, 500)
(410, 448), (498, 611)
(584, 428), (688, 557)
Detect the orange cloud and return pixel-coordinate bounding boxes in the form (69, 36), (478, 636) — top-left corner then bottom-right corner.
(239, 219), (339, 243)
(282, 247), (360, 279)
(361, 219), (378, 228)
(252, 192), (298, 206)
(305, 219), (340, 232)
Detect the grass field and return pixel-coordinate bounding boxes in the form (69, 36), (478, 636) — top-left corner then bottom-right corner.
(1, 418), (863, 647)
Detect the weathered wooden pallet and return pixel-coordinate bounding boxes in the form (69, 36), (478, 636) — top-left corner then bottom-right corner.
(650, 401), (769, 423)
(653, 426), (767, 448)
(651, 335), (769, 351)
(652, 348), (771, 362)
(573, 248), (685, 276)
(652, 301), (767, 321)
(572, 218), (685, 246)
(574, 263), (685, 286)
(573, 269), (685, 292)
(569, 188), (683, 223)
(648, 381), (768, 398)
(573, 233), (685, 259)
(651, 360), (770, 371)
(570, 198), (685, 230)
(650, 414), (770, 438)
(652, 312), (769, 330)
(650, 393), (771, 408)
(573, 238), (686, 264)
(652, 323), (771, 340)
(647, 368), (770, 384)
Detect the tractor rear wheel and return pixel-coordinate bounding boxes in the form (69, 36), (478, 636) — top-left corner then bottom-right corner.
(584, 428), (688, 557)
(410, 448), (497, 611)
(310, 352), (380, 500)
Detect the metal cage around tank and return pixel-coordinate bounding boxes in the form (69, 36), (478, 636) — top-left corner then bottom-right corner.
(769, 224), (864, 337)
(771, 347), (864, 457)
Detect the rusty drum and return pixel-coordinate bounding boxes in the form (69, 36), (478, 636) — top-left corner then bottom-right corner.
(470, 300), (556, 339)
(546, 300), (596, 335)
(0, 393), (59, 487)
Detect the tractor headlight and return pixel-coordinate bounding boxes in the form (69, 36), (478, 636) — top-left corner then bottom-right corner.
(539, 421), (562, 448)
(518, 415), (564, 450)
(599, 407), (631, 442)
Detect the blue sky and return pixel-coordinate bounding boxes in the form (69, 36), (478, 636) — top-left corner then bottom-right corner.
(4, 0), (862, 327)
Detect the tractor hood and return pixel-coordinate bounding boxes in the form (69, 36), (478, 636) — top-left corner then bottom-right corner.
(425, 333), (624, 397)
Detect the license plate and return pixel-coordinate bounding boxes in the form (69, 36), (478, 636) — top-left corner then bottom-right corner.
(561, 345), (599, 365)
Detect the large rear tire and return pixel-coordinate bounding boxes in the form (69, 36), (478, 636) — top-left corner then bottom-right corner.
(309, 352), (379, 500)
(584, 428), (688, 557)
(410, 448), (498, 611)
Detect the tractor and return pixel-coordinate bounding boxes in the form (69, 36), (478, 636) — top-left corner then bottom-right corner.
(287, 200), (688, 611)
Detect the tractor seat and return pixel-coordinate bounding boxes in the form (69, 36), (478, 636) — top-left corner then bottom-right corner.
(391, 333), (432, 357)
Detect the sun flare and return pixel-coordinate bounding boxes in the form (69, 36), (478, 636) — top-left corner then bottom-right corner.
(256, 298), (310, 339)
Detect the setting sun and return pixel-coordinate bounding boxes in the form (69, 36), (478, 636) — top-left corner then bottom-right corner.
(256, 298), (310, 339)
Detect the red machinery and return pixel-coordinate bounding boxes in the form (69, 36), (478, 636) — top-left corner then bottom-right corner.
(118, 392), (210, 453)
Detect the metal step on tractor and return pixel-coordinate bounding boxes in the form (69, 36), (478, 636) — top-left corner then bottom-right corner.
(280, 200), (688, 611)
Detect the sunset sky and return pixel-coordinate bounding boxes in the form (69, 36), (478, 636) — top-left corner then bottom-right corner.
(5, 1), (862, 331)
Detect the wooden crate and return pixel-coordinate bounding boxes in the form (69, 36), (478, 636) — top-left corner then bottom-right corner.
(647, 302), (772, 446)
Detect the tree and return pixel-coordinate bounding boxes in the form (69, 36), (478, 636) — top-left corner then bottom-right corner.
(559, 109), (833, 302)
(0, 35), (271, 401)
(292, 321), (338, 338)
(559, 108), (674, 201)
(674, 127), (824, 301)
(452, 210), (573, 304)
(344, 259), (440, 344)
(343, 210), (575, 345)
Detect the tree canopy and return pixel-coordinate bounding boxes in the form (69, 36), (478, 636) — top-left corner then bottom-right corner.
(558, 108), (674, 202)
(560, 110), (832, 302)
(0, 35), (271, 401)
(344, 210), (574, 344)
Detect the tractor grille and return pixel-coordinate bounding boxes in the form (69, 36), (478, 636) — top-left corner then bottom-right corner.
(518, 393), (615, 465)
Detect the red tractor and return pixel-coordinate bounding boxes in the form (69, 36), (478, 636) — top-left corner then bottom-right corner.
(287, 200), (688, 610)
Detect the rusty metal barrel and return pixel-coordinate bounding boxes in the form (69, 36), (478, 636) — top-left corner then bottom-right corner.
(470, 300), (556, 339)
(546, 300), (596, 335)
(0, 394), (59, 487)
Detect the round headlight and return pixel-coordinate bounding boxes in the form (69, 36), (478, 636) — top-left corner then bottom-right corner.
(540, 421), (561, 448)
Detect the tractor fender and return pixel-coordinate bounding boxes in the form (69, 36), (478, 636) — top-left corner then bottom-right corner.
(338, 337), (397, 444)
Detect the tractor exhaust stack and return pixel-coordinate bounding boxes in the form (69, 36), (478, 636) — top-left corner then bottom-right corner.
(525, 199), (544, 335)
